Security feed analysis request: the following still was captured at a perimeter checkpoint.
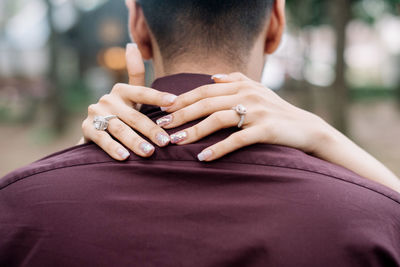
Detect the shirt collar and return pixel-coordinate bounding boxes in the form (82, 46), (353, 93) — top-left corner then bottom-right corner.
(140, 73), (214, 116)
(151, 73), (214, 95)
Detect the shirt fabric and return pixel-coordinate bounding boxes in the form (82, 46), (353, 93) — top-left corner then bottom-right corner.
(1, 73), (400, 267)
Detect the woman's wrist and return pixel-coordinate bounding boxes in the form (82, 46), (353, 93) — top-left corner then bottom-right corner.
(307, 114), (343, 159)
(307, 115), (400, 193)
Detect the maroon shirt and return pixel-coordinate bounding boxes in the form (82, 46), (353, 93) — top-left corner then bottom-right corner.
(1, 73), (400, 267)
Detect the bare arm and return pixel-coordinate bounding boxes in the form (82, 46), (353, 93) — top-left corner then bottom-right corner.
(315, 122), (400, 192)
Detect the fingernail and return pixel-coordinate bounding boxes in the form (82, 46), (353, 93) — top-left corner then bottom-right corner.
(197, 150), (213, 161)
(140, 142), (155, 154)
(156, 133), (170, 146)
(160, 106), (169, 112)
(117, 147), (130, 159)
(170, 131), (188, 144)
(126, 43), (138, 50)
(211, 74), (228, 80)
(156, 115), (173, 127)
(163, 94), (177, 105)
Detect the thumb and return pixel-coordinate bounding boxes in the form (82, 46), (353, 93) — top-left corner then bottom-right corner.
(126, 43), (145, 86)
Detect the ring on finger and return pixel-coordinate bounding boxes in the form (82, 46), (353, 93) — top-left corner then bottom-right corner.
(232, 104), (247, 128)
(93, 115), (118, 131)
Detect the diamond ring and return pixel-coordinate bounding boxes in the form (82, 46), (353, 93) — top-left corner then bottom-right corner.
(93, 115), (118, 131)
(232, 104), (247, 128)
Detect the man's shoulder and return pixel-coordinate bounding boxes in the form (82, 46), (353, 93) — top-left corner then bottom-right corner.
(220, 143), (400, 205)
(0, 143), (113, 190)
(1, 141), (399, 206)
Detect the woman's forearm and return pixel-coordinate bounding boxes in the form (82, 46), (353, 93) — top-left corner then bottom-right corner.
(314, 121), (400, 193)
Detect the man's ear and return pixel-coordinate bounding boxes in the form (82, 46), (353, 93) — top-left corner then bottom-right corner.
(264, 0), (286, 54)
(127, 0), (153, 60)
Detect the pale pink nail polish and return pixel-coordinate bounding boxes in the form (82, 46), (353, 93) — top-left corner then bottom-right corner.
(160, 107), (169, 112)
(117, 147), (130, 159)
(211, 74), (228, 80)
(170, 131), (188, 144)
(156, 115), (173, 127)
(197, 150), (213, 161)
(126, 43), (138, 50)
(163, 94), (177, 105)
(156, 133), (170, 146)
(140, 142), (155, 154)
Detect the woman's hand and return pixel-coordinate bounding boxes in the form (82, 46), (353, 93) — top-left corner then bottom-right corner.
(80, 44), (177, 160)
(157, 72), (400, 192)
(157, 72), (328, 161)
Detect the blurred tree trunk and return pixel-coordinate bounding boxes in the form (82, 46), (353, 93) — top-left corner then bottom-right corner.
(45, 0), (65, 133)
(397, 56), (400, 108)
(329, 0), (351, 134)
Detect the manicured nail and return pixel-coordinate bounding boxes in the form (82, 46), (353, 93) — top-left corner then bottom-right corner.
(126, 43), (138, 50)
(156, 115), (173, 127)
(117, 147), (130, 159)
(160, 106), (169, 112)
(170, 131), (188, 144)
(156, 133), (170, 146)
(140, 142), (155, 154)
(197, 150), (213, 161)
(163, 94), (177, 105)
(211, 74), (228, 80)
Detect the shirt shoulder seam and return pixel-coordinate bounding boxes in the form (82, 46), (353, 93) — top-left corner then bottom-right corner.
(1, 158), (399, 205)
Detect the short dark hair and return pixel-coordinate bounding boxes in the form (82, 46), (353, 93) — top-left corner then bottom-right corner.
(137, 0), (274, 66)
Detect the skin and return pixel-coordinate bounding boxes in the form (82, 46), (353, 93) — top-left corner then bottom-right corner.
(80, 0), (400, 193)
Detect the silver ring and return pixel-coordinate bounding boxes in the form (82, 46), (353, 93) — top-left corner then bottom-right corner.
(93, 115), (118, 131)
(232, 104), (247, 128)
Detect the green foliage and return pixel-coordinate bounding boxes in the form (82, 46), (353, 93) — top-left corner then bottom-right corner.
(350, 87), (398, 100)
(61, 79), (92, 114)
(285, 0), (399, 27)
(286, 0), (328, 27)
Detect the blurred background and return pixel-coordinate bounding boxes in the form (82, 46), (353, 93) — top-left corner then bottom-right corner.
(0, 0), (399, 177)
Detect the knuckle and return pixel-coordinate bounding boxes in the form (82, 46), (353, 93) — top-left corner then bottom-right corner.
(99, 94), (112, 105)
(244, 91), (263, 103)
(111, 83), (123, 94)
(126, 110), (140, 127)
(253, 107), (268, 118)
(179, 94), (190, 106)
(198, 85), (210, 98)
(133, 88), (145, 99)
(175, 110), (186, 122)
(237, 81), (250, 91)
(149, 124), (161, 136)
(241, 81), (253, 88)
(91, 130), (104, 143)
(87, 104), (97, 114)
(124, 118), (137, 129)
(198, 98), (211, 110)
(104, 140), (117, 153)
(191, 124), (201, 138)
(111, 121), (126, 136)
(132, 69), (145, 76)
(232, 133), (247, 145)
(210, 113), (225, 126)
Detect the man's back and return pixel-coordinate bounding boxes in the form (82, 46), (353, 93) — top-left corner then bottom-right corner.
(1, 74), (400, 267)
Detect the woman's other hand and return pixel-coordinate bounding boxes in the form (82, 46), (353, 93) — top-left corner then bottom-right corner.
(80, 44), (177, 160)
(156, 72), (400, 192)
(157, 72), (328, 162)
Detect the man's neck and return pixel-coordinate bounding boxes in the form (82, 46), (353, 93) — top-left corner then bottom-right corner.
(151, 50), (266, 82)
(148, 28), (268, 81)
(162, 61), (243, 79)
